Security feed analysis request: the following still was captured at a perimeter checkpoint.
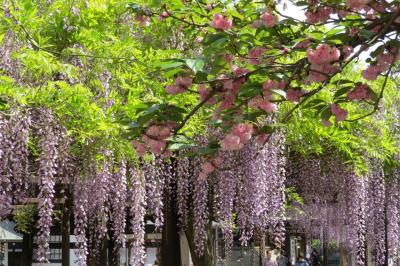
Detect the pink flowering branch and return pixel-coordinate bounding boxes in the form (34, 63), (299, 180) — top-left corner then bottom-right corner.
(346, 45), (399, 122)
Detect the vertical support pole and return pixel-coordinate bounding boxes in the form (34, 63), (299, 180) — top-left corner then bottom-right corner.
(22, 233), (33, 265)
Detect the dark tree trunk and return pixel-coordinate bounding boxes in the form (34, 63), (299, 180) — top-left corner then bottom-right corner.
(22, 233), (33, 265)
(160, 162), (181, 266)
(185, 221), (214, 266)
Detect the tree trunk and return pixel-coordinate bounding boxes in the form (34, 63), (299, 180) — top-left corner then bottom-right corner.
(22, 233), (33, 265)
(160, 161), (181, 266)
(160, 187), (181, 266)
(185, 221), (214, 266)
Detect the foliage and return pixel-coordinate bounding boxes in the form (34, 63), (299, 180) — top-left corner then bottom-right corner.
(14, 204), (37, 234)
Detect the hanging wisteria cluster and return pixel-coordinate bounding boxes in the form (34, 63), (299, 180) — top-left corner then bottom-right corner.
(0, 109), (30, 219)
(287, 152), (400, 266)
(37, 109), (59, 263)
(73, 180), (88, 266)
(128, 167), (147, 266)
(387, 168), (400, 263)
(173, 130), (288, 257)
(110, 160), (128, 250)
(1, 103), (400, 266)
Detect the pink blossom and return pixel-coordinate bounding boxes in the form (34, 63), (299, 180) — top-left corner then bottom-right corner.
(338, 10), (350, 18)
(361, 65), (381, 80)
(148, 139), (166, 154)
(198, 172), (208, 181)
(175, 77), (193, 89)
(248, 96), (262, 108)
(195, 36), (203, 43)
(224, 54), (235, 64)
(347, 84), (373, 101)
(262, 79), (278, 91)
(135, 15), (151, 26)
(198, 85), (217, 105)
(251, 20), (263, 28)
(220, 92), (236, 110)
(286, 89), (306, 102)
(349, 28), (360, 37)
(346, 0), (371, 10)
(166, 85), (185, 95)
(259, 100), (277, 113)
(220, 133), (243, 151)
(261, 11), (277, 27)
(230, 80), (242, 94)
(232, 123), (254, 143)
(234, 67), (249, 77)
(308, 63), (338, 82)
(211, 14), (233, 30)
(330, 104), (348, 122)
(343, 46), (354, 58)
(294, 39), (311, 49)
(277, 80), (286, 89)
(248, 47), (266, 65)
(202, 161), (215, 174)
(146, 125), (161, 137)
(158, 11), (170, 20)
(321, 119), (332, 127)
(223, 79), (233, 90)
(307, 44), (340, 65)
(305, 7), (332, 23)
(158, 126), (171, 138)
(305, 11), (320, 24)
(213, 156), (224, 167)
(256, 133), (269, 145)
(161, 150), (172, 158)
(377, 53), (394, 66)
(131, 140), (146, 157)
(165, 121), (177, 129)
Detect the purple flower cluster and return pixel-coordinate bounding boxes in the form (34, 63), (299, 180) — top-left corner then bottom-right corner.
(176, 155), (190, 230)
(143, 158), (164, 229)
(387, 171), (400, 262)
(111, 160), (127, 249)
(73, 180), (88, 266)
(193, 159), (209, 256)
(0, 114), (12, 219)
(37, 109), (59, 263)
(128, 167), (147, 266)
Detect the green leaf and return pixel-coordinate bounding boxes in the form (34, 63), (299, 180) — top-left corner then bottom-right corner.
(308, 31), (324, 41)
(271, 89), (286, 98)
(334, 86), (353, 97)
(169, 142), (195, 151)
(185, 58), (205, 73)
(154, 60), (185, 70)
(360, 29), (375, 39)
(320, 107), (332, 120)
(126, 3), (141, 12)
(304, 99), (326, 109)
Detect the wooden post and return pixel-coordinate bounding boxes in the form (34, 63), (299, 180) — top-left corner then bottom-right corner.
(340, 244), (348, 266)
(21, 233), (33, 265)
